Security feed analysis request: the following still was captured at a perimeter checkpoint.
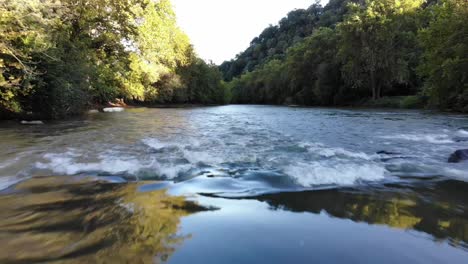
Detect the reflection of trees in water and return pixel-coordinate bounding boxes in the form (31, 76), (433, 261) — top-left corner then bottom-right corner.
(253, 180), (468, 250)
(0, 177), (209, 263)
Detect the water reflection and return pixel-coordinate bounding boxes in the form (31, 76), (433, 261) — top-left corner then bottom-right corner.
(0, 177), (210, 263)
(245, 180), (468, 250)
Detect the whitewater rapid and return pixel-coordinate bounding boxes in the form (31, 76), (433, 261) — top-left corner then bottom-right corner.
(1, 106), (467, 194)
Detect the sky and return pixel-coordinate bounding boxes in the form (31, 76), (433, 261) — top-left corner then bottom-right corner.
(172, 0), (328, 64)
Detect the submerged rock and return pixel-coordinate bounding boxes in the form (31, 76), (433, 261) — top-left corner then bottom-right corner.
(20, 120), (44, 125)
(448, 150), (468, 163)
(377, 151), (410, 162)
(377, 150), (401, 155)
(453, 137), (468, 142)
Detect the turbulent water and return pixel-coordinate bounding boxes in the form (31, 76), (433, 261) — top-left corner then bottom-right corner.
(1, 105), (468, 263)
(1, 105), (467, 193)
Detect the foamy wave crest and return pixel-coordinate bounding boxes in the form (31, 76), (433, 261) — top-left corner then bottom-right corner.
(35, 151), (190, 179)
(142, 138), (223, 164)
(379, 134), (454, 144)
(300, 142), (373, 160)
(0, 176), (22, 191)
(141, 138), (175, 150)
(457, 130), (468, 136)
(443, 167), (468, 179)
(284, 162), (386, 186)
(35, 152), (146, 175)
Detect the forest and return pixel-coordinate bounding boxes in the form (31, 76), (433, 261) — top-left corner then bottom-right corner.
(1, 0), (467, 119)
(221, 0), (467, 112)
(0, 0), (228, 119)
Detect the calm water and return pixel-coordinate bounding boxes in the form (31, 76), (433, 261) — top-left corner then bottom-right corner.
(1, 105), (468, 263)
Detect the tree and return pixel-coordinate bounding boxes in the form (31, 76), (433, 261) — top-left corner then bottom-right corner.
(0, 0), (226, 119)
(0, 0), (56, 115)
(338, 0), (424, 100)
(418, 0), (468, 112)
(219, 4), (323, 81)
(179, 58), (229, 104)
(286, 27), (341, 105)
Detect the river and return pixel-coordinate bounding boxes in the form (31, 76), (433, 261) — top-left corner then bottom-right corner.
(0, 105), (467, 263)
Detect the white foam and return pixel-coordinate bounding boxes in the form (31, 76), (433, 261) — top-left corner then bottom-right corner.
(142, 138), (169, 150)
(379, 134), (454, 144)
(299, 142), (373, 160)
(142, 138), (223, 165)
(443, 167), (468, 178)
(35, 152), (142, 175)
(284, 162), (386, 186)
(315, 147), (372, 160)
(182, 149), (224, 164)
(457, 130), (468, 136)
(34, 151), (189, 179)
(158, 164), (192, 179)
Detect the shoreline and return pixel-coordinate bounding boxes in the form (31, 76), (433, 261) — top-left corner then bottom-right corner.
(2, 100), (467, 122)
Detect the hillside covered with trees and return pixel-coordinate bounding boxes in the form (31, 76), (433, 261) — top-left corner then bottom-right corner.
(0, 0), (228, 119)
(221, 0), (467, 112)
(1, 0), (466, 119)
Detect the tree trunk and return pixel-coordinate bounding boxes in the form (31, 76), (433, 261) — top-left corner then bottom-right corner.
(376, 83), (382, 100)
(371, 70), (377, 100)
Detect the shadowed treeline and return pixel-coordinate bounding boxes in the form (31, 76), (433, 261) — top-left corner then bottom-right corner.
(0, 177), (211, 264)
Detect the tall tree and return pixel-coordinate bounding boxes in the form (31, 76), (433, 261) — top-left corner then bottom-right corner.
(338, 0), (424, 100)
(0, 0), (228, 119)
(286, 27), (341, 105)
(418, 0), (468, 111)
(0, 0), (56, 114)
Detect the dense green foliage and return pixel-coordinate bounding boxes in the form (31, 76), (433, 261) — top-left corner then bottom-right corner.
(0, 0), (226, 119)
(223, 0), (467, 112)
(418, 0), (468, 111)
(219, 4), (323, 81)
(2, 0), (465, 117)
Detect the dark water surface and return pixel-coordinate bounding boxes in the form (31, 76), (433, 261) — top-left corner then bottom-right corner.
(1, 105), (468, 263)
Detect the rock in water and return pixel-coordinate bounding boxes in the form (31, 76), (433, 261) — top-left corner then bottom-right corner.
(103, 107), (125, 113)
(20, 120), (44, 125)
(448, 150), (468, 163)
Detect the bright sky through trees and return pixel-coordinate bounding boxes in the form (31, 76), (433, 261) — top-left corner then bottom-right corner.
(172, 0), (328, 64)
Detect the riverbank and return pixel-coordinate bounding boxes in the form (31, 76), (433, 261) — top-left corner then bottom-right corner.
(358, 96), (427, 109)
(284, 95), (468, 114)
(0, 100), (227, 121)
(3, 94), (468, 122)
